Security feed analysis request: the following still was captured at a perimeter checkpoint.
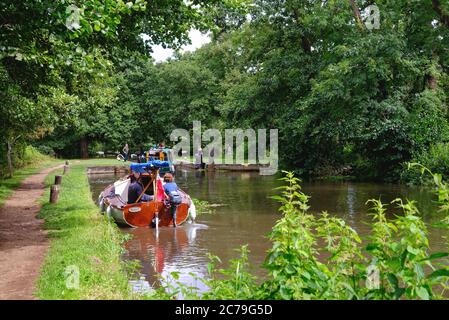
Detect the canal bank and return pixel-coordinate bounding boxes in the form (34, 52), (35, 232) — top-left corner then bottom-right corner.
(35, 159), (145, 299)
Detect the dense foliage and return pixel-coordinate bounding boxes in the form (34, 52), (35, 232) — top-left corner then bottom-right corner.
(0, 0), (235, 174)
(3, 0), (449, 181)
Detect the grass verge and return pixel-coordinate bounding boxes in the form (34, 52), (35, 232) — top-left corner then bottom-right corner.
(36, 160), (141, 299)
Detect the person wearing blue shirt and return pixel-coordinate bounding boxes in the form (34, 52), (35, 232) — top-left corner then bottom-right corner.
(163, 173), (182, 227)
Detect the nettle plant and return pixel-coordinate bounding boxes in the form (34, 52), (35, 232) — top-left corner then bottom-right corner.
(159, 169), (449, 300)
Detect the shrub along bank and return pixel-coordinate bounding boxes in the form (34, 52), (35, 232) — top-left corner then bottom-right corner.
(159, 170), (449, 300)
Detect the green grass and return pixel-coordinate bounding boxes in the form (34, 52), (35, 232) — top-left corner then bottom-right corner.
(0, 157), (61, 207)
(191, 198), (215, 217)
(36, 161), (142, 300)
(68, 158), (131, 166)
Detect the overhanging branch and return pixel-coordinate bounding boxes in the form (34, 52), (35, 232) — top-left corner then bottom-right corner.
(349, 0), (365, 31)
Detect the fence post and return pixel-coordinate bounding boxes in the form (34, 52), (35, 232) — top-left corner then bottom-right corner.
(54, 175), (62, 185)
(50, 185), (59, 204)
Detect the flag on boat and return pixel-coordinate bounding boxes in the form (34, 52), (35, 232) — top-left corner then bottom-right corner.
(156, 175), (165, 202)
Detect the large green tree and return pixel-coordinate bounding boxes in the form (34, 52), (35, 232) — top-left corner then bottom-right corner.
(25, 0), (449, 181)
(1, 0), (230, 172)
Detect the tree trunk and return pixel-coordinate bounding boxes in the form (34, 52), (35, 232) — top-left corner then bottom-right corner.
(6, 141), (13, 178)
(80, 137), (89, 159)
(427, 74), (438, 90)
(349, 0), (365, 31)
(292, 8), (312, 54)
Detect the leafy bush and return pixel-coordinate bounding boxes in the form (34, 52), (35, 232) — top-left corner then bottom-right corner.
(158, 171), (449, 300)
(35, 145), (56, 157)
(17, 146), (49, 166)
(0, 144), (50, 177)
(402, 143), (449, 185)
(88, 141), (106, 157)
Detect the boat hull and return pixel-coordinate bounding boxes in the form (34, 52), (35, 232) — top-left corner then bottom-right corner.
(100, 190), (191, 228)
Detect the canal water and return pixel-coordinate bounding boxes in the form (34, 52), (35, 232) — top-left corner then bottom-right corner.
(88, 170), (448, 292)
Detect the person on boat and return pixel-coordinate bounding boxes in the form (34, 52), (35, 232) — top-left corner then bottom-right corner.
(163, 173), (182, 227)
(128, 172), (152, 204)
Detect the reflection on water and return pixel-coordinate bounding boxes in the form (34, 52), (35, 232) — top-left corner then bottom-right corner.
(88, 170), (449, 292)
(122, 224), (210, 293)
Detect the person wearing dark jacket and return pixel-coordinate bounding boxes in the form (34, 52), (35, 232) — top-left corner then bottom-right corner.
(128, 172), (152, 204)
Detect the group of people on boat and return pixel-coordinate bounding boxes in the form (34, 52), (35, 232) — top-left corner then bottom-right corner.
(127, 171), (181, 227)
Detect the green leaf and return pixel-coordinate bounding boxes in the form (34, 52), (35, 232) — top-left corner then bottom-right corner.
(279, 286), (292, 300)
(419, 252), (449, 262)
(365, 243), (381, 252)
(387, 273), (398, 288)
(285, 264), (296, 275)
(416, 287), (429, 300)
(94, 21), (102, 32)
(170, 271), (180, 280)
(406, 245), (419, 256)
(434, 173), (442, 186)
(394, 287), (405, 300)
(427, 269), (449, 279)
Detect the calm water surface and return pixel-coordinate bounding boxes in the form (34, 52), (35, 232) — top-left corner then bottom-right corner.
(89, 170), (448, 290)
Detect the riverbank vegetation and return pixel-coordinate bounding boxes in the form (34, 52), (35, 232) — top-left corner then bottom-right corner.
(157, 169), (449, 300)
(36, 161), (141, 299)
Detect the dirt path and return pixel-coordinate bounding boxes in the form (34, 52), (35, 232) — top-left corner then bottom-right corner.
(0, 164), (64, 300)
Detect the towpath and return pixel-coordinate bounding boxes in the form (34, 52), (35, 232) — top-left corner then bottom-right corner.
(0, 164), (63, 299)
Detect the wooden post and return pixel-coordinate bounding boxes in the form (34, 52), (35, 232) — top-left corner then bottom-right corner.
(65, 160), (69, 166)
(54, 175), (62, 185)
(63, 165), (69, 175)
(50, 185), (59, 204)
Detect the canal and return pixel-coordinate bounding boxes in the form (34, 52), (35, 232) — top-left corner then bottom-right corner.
(88, 170), (448, 292)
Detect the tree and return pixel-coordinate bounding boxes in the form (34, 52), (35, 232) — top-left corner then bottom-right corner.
(1, 0), (231, 173)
